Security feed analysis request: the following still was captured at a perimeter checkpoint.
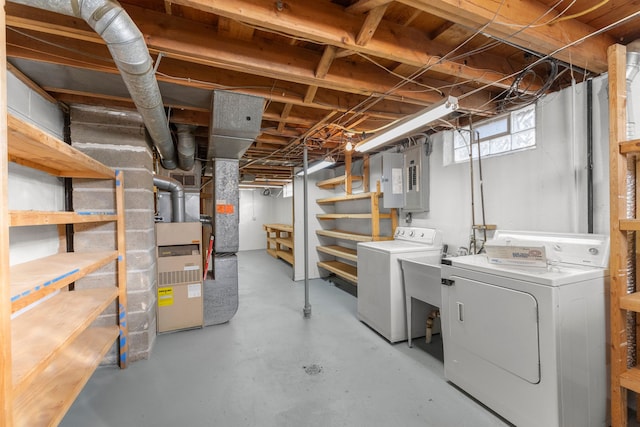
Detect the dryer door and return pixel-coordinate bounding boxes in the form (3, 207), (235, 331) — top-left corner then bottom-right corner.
(446, 276), (540, 383)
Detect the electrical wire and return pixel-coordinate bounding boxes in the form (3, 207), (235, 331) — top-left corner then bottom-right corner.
(11, 1), (632, 172)
(546, 0), (610, 24)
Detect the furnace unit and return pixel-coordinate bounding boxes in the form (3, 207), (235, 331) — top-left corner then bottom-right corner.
(156, 222), (204, 333)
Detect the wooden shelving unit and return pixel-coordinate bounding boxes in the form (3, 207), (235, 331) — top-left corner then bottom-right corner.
(316, 174), (363, 190)
(316, 245), (357, 262)
(1, 113), (128, 426)
(609, 43), (640, 427)
(263, 223), (294, 266)
(315, 150), (367, 195)
(315, 178), (397, 285)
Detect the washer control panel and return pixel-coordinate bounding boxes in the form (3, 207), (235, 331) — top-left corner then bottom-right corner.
(394, 226), (442, 246)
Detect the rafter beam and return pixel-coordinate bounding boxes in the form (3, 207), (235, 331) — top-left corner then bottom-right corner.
(6, 5), (498, 113)
(356, 4), (389, 46)
(277, 103), (293, 133)
(168, 0), (532, 90)
(397, 0), (615, 73)
(218, 16), (255, 41)
(346, 0), (393, 15)
(315, 45), (337, 79)
(7, 29), (449, 120)
(304, 86), (318, 104)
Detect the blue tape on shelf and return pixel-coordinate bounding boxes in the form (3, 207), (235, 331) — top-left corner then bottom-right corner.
(116, 180), (121, 186)
(120, 311), (125, 319)
(120, 321), (127, 328)
(43, 268), (80, 287)
(118, 255), (123, 262)
(21, 290), (30, 297)
(11, 295), (20, 302)
(120, 352), (127, 362)
(77, 211), (116, 215)
(120, 336), (126, 347)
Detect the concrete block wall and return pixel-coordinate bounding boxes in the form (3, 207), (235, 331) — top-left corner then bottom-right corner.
(70, 104), (157, 363)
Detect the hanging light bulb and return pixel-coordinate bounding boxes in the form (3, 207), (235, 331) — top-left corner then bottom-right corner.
(345, 133), (353, 151)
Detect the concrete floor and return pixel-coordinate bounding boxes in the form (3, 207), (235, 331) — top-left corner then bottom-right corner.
(61, 249), (512, 427)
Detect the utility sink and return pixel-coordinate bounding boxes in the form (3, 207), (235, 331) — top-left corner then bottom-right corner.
(400, 256), (442, 347)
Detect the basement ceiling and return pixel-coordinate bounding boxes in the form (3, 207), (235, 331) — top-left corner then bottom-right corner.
(5, 0), (640, 184)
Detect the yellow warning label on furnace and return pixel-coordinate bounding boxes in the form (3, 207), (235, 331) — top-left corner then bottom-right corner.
(158, 287), (174, 307)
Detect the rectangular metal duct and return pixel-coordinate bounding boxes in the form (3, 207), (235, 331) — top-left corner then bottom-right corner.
(213, 158), (239, 253)
(207, 90), (263, 159)
(203, 254), (238, 326)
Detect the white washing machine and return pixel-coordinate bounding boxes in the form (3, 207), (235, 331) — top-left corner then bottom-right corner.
(440, 230), (609, 427)
(357, 226), (443, 342)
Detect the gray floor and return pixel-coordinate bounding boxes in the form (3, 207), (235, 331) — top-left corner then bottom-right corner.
(61, 250), (511, 427)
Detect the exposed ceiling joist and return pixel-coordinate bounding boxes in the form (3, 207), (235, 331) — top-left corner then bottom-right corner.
(398, 0), (616, 72)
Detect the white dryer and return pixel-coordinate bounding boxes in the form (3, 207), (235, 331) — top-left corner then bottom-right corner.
(357, 227), (443, 342)
(440, 230), (609, 427)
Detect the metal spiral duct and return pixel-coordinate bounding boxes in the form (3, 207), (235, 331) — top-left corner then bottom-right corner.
(153, 175), (185, 223)
(625, 39), (640, 367)
(176, 124), (197, 171)
(12, 0), (179, 170)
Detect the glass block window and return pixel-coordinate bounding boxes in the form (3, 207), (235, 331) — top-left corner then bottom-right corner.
(453, 105), (536, 163)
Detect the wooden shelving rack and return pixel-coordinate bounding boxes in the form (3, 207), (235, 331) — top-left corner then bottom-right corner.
(263, 223), (294, 266)
(610, 43), (640, 427)
(1, 114), (128, 426)
(315, 172), (397, 285)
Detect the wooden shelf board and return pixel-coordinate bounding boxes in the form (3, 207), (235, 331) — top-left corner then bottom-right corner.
(276, 237), (293, 248)
(317, 213), (373, 220)
(316, 192), (379, 204)
(620, 293), (640, 312)
(276, 250), (294, 265)
(266, 248), (278, 258)
(263, 223), (293, 233)
(316, 229), (374, 242)
(317, 260), (357, 284)
(317, 245), (357, 262)
(619, 219), (640, 231)
(13, 325), (119, 427)
(10, 210), (117, 227)
(316, 175), (363, 189)
(8, 114), (115, 179)
(619, 139), (640, 155)
(620, 367), (640, 394)
(10, 251), (118, 313)
(12, 287), (118, 396)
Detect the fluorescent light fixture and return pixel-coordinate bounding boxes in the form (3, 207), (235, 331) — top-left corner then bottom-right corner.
(239, 183), (283, 189)
(296, 156), (336, 176)
(355, 96), (458, 153)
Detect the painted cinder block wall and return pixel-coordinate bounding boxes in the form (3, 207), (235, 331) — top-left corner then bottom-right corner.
(70, 104), (157, 362)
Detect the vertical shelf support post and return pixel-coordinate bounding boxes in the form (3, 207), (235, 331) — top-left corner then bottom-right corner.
(609, 43), (630, 427)
(0, 1), (13, 423)
(115, 170), (129, 369)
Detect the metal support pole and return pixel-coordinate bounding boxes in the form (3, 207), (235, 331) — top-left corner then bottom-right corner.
(302, 143), (312, 318)
(587, 78), (594, 233)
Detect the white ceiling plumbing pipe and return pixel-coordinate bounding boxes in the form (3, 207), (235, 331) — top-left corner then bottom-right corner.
(11, 0), (179, 170)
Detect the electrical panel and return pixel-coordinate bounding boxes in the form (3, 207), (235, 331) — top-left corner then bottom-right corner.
(381, 152), (405, 208)
(403, 143), (430, 212)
